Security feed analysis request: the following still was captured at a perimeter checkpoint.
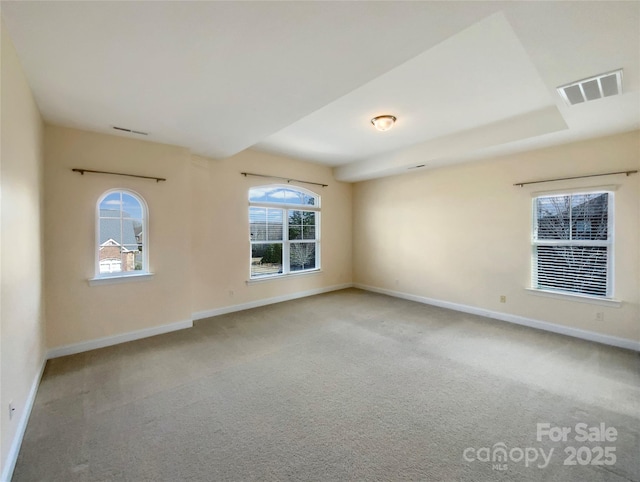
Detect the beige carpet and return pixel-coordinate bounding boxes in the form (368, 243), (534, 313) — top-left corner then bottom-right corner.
(13, 289), (640, 481)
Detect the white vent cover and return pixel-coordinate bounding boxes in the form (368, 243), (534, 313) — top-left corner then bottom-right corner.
(557, 69), (623, 106)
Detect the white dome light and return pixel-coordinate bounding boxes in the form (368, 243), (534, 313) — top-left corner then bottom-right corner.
(370, 115), (397, 132)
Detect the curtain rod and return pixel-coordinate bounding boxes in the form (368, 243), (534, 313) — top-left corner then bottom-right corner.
(72, 168), (166, 183)
(241, 172), (328, 187)
(514, 170), (637, 187)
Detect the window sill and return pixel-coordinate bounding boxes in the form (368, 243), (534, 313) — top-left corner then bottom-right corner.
(88, 272), (154, 286)
(246, 269), (322, 285)
(525, 288), (621, 308)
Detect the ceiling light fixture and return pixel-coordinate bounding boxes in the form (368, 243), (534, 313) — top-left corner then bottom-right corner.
(371, 115), (397, 132)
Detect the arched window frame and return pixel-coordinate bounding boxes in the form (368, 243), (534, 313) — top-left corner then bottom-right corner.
(248, 184), (321, 280)
(94, 188), (150, 281)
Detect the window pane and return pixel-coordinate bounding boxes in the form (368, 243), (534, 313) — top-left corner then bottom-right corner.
(120, 218), (138, 245)
(251, 187), (292, 204)
(571, 193), (608, 240)
(99, 241), (123, 273)
(249, 207), (266, 241)
(131, 219), (143, 246)
(535, 245), (608, 297)
(536, 193), (609, 241)
(251, 243), (283, 278)
(249, 187), (269, 203)
(303, 211), (316, 225)
(536, 195), (570, 240)
(99, 257), (122, 274)
(121, 245), (141, 271)
(303, 226), (316, 240)
(132, 251), (143, 271)
(290, 242), (316, 272)
(288, 210), (302, 240)
(122, 193), (143, 219)
(267, 224), (283, 241)
(99, 192), (122, 213)
(249, 186), (318, 206)
(99, 218), (122, 246)
(122, 246), (142, 271)
(289, 210), (316, 240)
(250, 207), (283, 241)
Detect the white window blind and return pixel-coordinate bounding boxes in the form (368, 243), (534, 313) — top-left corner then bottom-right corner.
(532, 192), (612, 298)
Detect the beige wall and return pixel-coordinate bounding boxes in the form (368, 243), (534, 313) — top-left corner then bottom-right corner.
(44, 126), (193, 348)
(353, 131), (640, 342)
(190, 150), (352, 315)
(0, 21), (46, 476)
(40, 127), (640, 348)
(43, 127), (352, 348)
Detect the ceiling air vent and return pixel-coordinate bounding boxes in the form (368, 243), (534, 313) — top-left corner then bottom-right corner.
(557, 69), (623, 106)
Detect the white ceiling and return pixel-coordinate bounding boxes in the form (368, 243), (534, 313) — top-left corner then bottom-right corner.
(2, 1), (638, 182)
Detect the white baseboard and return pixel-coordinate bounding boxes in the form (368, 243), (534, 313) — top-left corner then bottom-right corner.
(354, 284), (640, 352)
(46, 319), (194, 359)
(47, 284), (355, 358)
(192, 283), (354, 321)
(1, 357), (46, 482)
(4, 283), (633, 482)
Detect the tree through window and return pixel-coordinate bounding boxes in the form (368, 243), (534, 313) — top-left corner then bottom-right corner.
(249, 185), (320, 278)
(532, 191), (613, 297)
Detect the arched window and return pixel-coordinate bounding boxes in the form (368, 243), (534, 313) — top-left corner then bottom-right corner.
(96, 189), (148, 278)
(249, 185), (320, 279)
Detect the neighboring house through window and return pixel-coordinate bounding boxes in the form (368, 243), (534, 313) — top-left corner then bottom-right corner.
(249, 185), (320, 279)
(97, 189), (148, 277)
(532, 190), (613, 298)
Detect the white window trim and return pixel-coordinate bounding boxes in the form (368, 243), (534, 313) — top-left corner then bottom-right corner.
(93, 188), (150, 283)
(88, 272), (155, 287)
(529, 184), (619, 198)
(530, 189), (614, 299)
(246, 268), (322, 284)
(525, 288), (621, 307)
(249, 184), (321, 281)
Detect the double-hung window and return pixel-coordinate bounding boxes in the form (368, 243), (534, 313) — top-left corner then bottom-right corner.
(532, 190), (613, 298)
(249, 185), (320, 279)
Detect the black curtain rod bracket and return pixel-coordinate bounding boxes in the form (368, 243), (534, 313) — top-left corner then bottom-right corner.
(72, 168), (166, 183)
(514, 170), (637, 187)
(241, 172), (327, 187)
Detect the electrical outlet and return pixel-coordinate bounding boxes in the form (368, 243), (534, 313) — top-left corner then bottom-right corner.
(9, 401), (15, 420)
(596, 312), (604, 321)
(500, 295), (507, 303)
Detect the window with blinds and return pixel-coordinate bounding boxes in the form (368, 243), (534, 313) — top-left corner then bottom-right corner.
(532, 191), (612, 298)
(249, 185), (320, 279)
